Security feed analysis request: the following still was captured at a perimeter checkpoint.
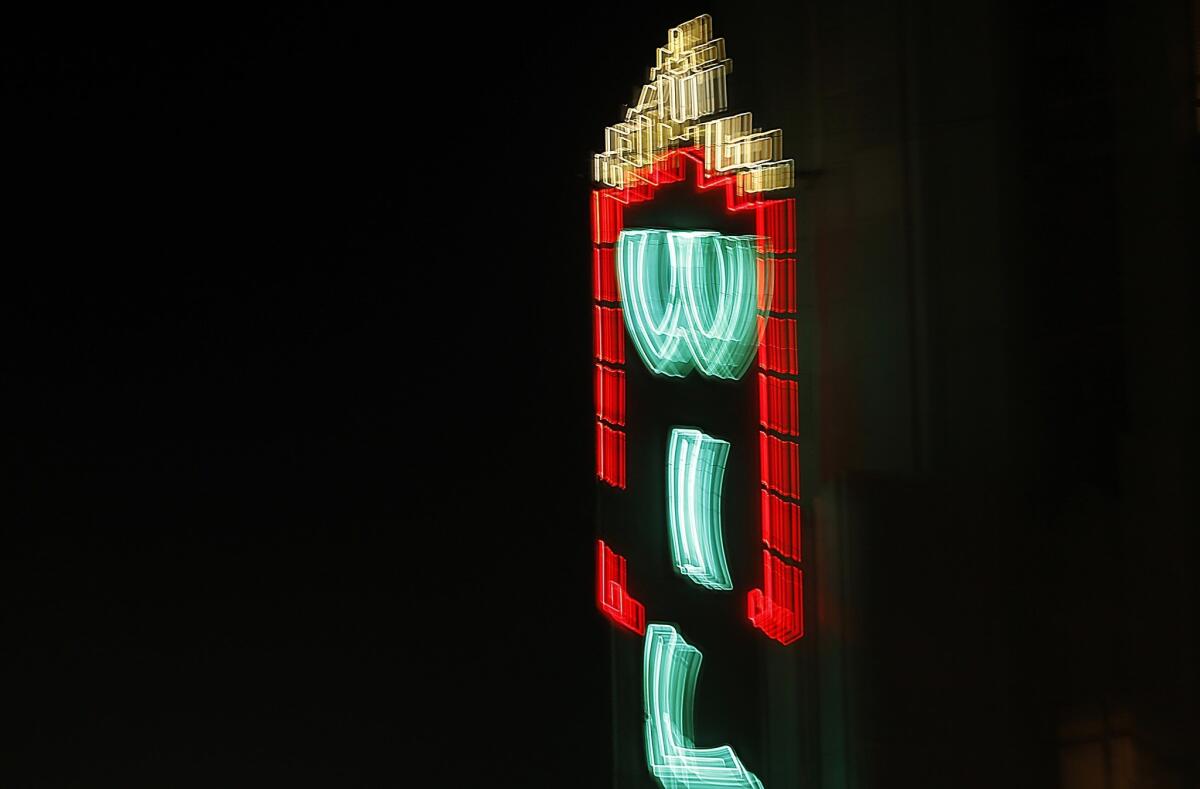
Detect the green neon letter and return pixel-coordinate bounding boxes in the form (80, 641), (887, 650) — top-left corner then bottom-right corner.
(673, 231), (764, 380)
(667, 428), (733, 591)
(644, 624), (765, 789)
(616, 229), (770, 381)
(616, 229), (694, 377)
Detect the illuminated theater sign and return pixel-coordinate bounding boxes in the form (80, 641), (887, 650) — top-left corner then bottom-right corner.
(592, 15), (811, 788)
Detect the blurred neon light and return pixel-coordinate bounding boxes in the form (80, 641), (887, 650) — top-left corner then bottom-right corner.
(759, 431), (801, 500)
(667, 428), (733, 591)
(594, 305), (626, 365)
(595, 364), (625, 426)
(592, 190), (624, 244)
(597, 421), (626, 488)
(644, 624), (765, 789)
(616, 229), (770, 380)
(758, 317), (798, 375)
(677, 232), (767, 380)
(593, 16), (794, 195)
(597, 540), (645, 635)
(593, 247), (620, 302)
(758, 372), (800, 436)
(760, 490), (802, 562)
(747, 553), (803, 645)
(616, 229), (691, 377)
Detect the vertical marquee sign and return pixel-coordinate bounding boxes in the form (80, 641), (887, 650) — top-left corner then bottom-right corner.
(592, 15), (811, 789)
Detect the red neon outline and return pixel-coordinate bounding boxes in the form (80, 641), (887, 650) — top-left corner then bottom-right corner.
(592, 148), (804, 644)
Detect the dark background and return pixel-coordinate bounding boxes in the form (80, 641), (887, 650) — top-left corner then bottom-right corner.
(3, 2), (1197, 786)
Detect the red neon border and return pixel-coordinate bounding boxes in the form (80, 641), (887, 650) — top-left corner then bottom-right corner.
(592, 147), (804, 645)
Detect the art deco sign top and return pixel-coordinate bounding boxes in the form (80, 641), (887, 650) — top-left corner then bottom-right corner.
(593, 14), (794, 195)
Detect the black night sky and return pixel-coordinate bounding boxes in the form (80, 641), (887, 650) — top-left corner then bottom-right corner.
(4, 3), (1197, 787)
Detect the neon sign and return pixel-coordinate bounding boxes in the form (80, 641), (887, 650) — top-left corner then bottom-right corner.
(593, 14), (808, 787)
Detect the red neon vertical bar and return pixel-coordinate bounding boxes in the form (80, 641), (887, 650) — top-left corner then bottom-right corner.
(759, 318), (798, 376)
(592, 191), (620, 245)
(592, 189), (625, 492)
(594, 422), (626, 489)
(759, 375), (800, 436)
(754, 198), (804, 643)
(592, 248), (604, 301)
(769, 257), (796, 314)
(761, 489), (773, 546)
(594, 365), (626, 426)
(593, 306), (626, 365)
(593, 247), (619, 302)
(789, 378), (799, 434)
(613, 308), (625, 364)
(760, 199), (795, 256)
(759, 374), (797, 435)
(760, 432), (802, 499)
(760, 490), (801, 562)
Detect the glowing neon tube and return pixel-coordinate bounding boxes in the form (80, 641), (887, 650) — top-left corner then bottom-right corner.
(596, 540), (646, 635)
(667, 428), (733, 590)
(644, 624), (765, 789)
(616, 230), (769, 381)
(674, 232), (765, 380)
(616, 229), (694, 378)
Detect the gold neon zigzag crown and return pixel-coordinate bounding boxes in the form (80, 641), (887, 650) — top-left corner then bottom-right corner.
(593, 14), (794, 195)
